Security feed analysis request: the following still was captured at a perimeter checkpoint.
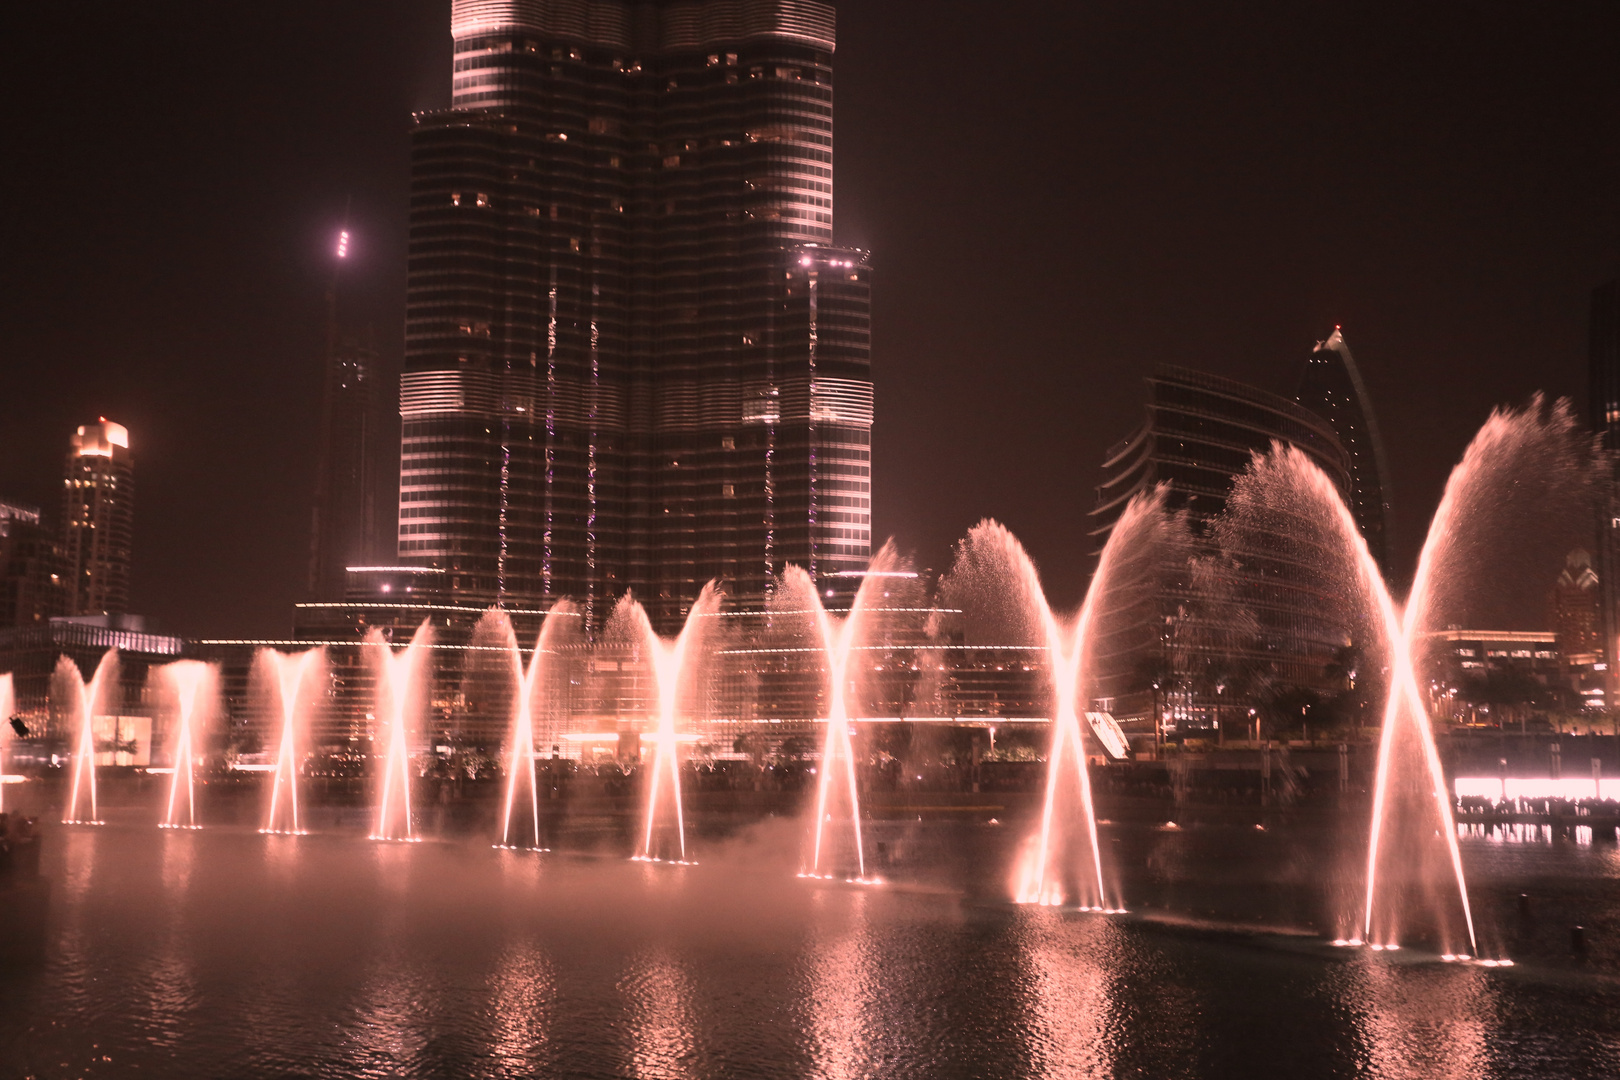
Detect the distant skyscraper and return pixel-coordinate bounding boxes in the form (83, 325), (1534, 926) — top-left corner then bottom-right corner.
(0, 500), (66, 627)
(60, 419), (134, 616)
(1295, 327), (1394, 577)
(400, 0), (871, 630)
(1549, 548), (1602, 661)
(1588, 277), (1620, 680)
(1589, 279), (1620, 448)
(308, 249), (384, 601)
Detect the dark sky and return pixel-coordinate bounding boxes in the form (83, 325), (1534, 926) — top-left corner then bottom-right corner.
(3, 1), (1618, 637)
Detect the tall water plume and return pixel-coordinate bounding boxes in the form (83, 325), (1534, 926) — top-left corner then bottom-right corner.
(608, 584), (723, 863)
(259, 648), (324, 835)
(60, 650), (118, 825)
(470, 602), (580, 849)
(1363, 397), (1593, 955)
(942, 491), (1174, 909)
(1218, 397), (1595, 956)
(368, 624), (432, 842)
(776, 542), (905, 881)
(158, 661), (215, 829)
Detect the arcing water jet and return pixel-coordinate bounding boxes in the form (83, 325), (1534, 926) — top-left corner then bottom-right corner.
(948, 492), (1170, 910)
(369, 624), (431, 842)
(781, 543), (905, 882)
(612, 584), (722, 864)
(61, 651), (118, 825)
(492, 602), (576, 850)
(159, 660), (214, 829)
(261, 648), (323, 835)
(1223, 399), (1591, 957)
(1362, 400), (1589, 954)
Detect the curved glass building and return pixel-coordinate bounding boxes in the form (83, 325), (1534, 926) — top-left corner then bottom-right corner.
(1090, 366), (1356, 737)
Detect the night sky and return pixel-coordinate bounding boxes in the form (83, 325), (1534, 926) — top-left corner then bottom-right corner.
(3, 1), (1618, 637)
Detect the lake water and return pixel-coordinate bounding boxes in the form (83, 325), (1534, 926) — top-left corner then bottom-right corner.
(1, 815), (1617, 1079)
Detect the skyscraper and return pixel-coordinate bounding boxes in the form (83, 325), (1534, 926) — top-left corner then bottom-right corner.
(1090, 367), (1355, 729)
(401, 0), (871, 631)
(1588, 277), (1620, 680)
(1589, 278), (1620, 449)
(0, 500), (66, 627)
(308, 247), (384, 601)
(60, 419), (134, 616)
(1295, 327), (1394, 577)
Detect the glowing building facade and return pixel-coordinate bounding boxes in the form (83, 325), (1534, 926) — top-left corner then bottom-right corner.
(60, 420), (134, 617)
(401, 0), (872, 631)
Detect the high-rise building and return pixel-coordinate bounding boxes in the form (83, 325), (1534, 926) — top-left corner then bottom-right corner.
(1549, 548), (1602, 662)
(60, 419), (134, 616)
(1091, 367), (1355, 731)
(401, 0), (871, 631)
(1295, 327), (1394, 578)
(1588, 278), (1620, 449)
(1588, 277), (1620, 690)
(309, 311), (384, 599)
(0, 500), (67, 628)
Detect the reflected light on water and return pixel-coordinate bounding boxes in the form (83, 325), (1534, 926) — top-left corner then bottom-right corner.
(1020, 914), (1120, 1079)
(1347, 954), (1494, 1079)
(622, 951), (700, 1080)
(145, 831), (201, 1053)
(804, 893), (879, 1080)
(487, 941), (554, 1075)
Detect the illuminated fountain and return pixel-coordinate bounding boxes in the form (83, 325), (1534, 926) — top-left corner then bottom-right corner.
(612, 584), (723, 864)
(1222, 397), (1591, 960)
(60, 650), (118, 825)
(485, 602), (578, 850)
(779, 544), (909, 883)
(369, 624), (431, 842)
(159, 661), (214, 829)
(260, 648), (324, 835)
(945, 492), (1170, 910)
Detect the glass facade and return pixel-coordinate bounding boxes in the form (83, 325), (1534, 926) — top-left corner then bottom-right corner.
(402, 0), (871, 632)
(1091, 367), (1357, 729)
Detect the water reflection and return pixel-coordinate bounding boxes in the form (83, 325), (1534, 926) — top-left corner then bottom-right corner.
(1018, 913), (1121, 1079)
(486, 940), (554, 1076)
(803, 891), (880, 1079)
(343, 960), (435, 1077)
(1343, 958), (1494, 1079)
(143, 831), (200, 1052)
(621, 949), (701, 1080)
